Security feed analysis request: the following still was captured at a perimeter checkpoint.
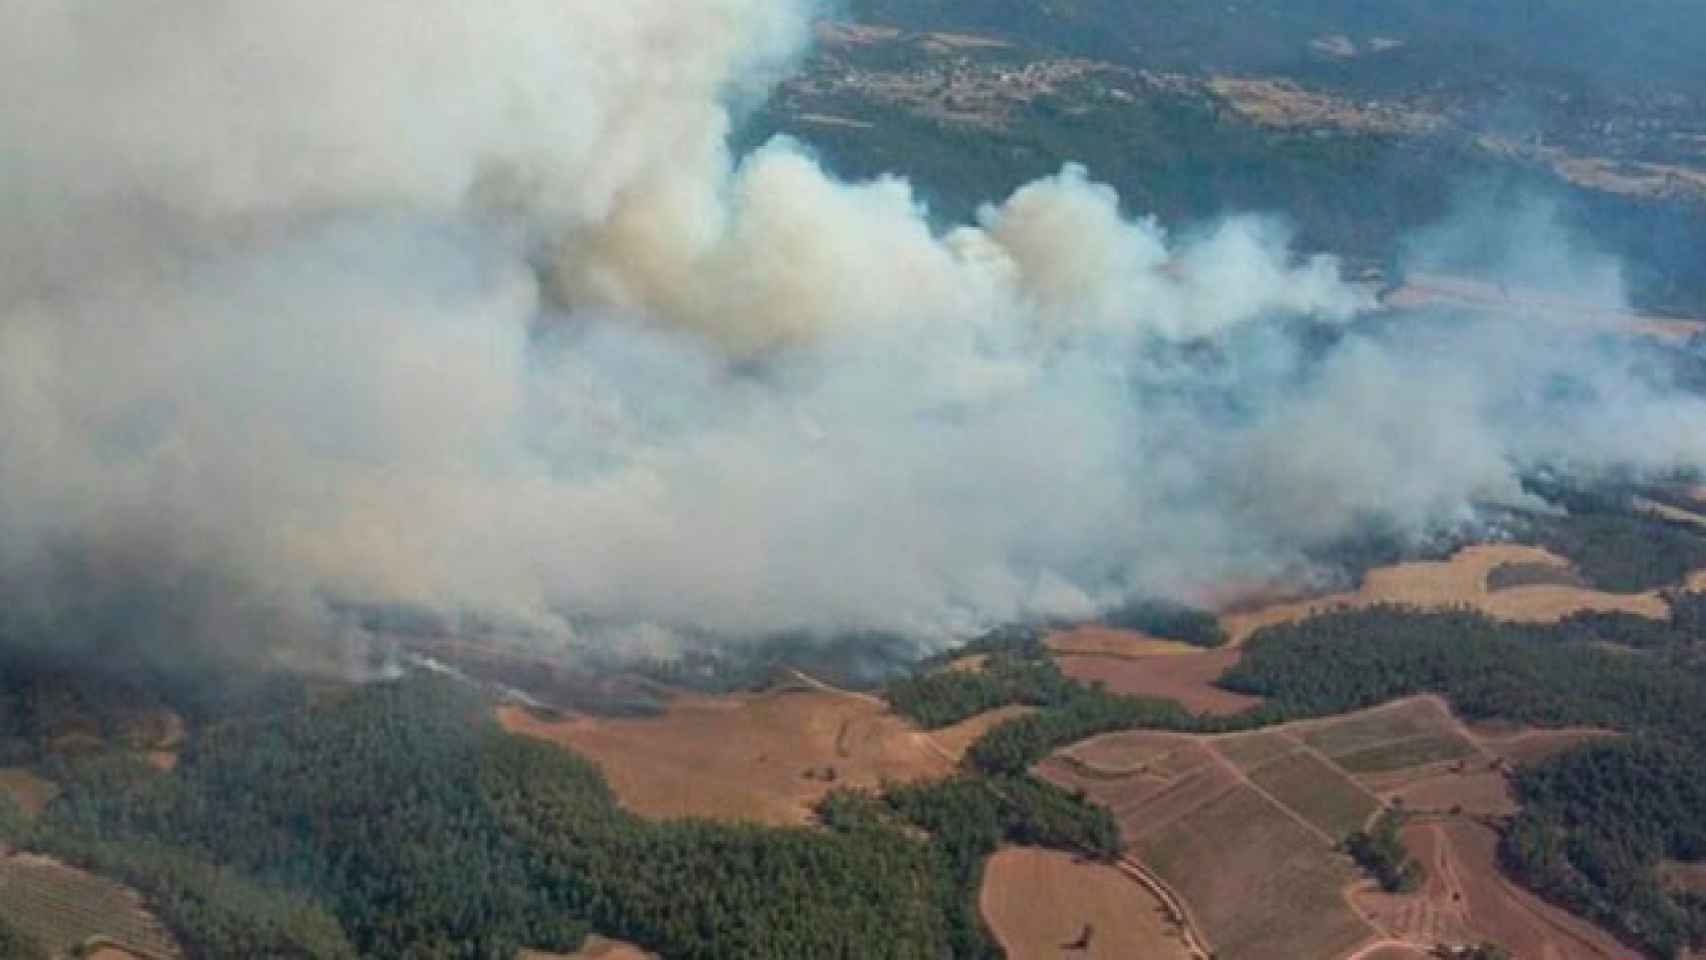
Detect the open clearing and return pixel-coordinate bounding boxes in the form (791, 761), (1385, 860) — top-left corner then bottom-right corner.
(520, 936), (657, 960)
(931, 704), (1036, 760)
(1661, 860), (1706, 896)
(0, 852), (180, 959)
(1351, 818), (1630, 959)
(979, 847), (1195, 960)
(0, 767), (60, 818)
(1218, 544), (1671, 644)
(1056, 648), (1261, 716)
(497, 678), (955, 825)
(1045, 625), (1203, 659)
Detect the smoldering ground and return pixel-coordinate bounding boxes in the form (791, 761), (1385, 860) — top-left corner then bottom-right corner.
(2, 0), (1704, 669)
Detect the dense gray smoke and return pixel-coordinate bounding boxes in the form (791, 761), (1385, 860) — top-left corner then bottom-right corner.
(2, 0), (1703, 662)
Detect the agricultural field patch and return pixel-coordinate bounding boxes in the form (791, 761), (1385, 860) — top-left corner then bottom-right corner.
(1055, 648), (1260, 716)
(1064, 731), (1206, 777)
(0, 768), (59, 819)
(1218, 544), (1671, 644)
(1045, 625), (1203, 659)
(0, 853), (180, 959)
(1351, 819), (1629, 960)
(1472, 727), (1620, 767)
(1381, 768), (1517, 818)
(1245, 749), (1380, 838)
(1208, 730), (1296, 772)
(1661, 860), (1706, 896)
(1131, 785), (1369, 960)
(496, 679), (951, 825)
(1333, 735), (1478, 775)
(1300, 699), (1463, 760)
(979, 847), (1195, 960)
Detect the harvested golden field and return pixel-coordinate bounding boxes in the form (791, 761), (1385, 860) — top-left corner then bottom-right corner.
(0, 767), (60, 818)
(0, 853), (181, 959)
(979, 847), (1196, 960)
(1056, 648), (1261, 716)
(1351, 819), (1629, 959)
(496, 680), (953, 825)
(1219, 544), (1670, 644)
(1044, 625), (1202, 659)
(1132, 785), (1370, 960)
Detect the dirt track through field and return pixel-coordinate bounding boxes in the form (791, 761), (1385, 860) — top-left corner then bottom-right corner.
(1351, 819), (1631, 959)
(1045, 694), (1638, 960)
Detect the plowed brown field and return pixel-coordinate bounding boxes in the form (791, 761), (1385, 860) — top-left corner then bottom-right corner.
(1056, 648), (1261, 716)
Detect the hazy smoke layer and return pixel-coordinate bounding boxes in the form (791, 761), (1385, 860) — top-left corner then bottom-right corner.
(2, 1), (1703, 660)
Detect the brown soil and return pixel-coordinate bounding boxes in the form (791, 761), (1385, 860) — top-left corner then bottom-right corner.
(1661, 860), (1706, 895)
(1473, 727), (1620, 767)
(1045, 625), (1203, 659)
(1219, 544), (1669, 645)
(1351, 819), (1629, 959)
(142, 751), (179, 772)
(939, 653), (989, 673)
(1056, 648), (1261, 716)
(1351, 946), (1434, 960)
(1383, 768), (1518, 818)
(496, 679), (953, 826)
(979, 847), (1195, 960)
(0, 768), (60, 818)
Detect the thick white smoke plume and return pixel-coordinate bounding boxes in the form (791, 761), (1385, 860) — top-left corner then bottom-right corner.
(2, 0), (1703, 660)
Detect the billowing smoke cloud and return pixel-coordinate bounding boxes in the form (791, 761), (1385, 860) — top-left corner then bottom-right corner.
(2, 0), (1703, 664)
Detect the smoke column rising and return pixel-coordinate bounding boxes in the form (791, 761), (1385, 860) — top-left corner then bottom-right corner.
(1, 0), (1703, 661)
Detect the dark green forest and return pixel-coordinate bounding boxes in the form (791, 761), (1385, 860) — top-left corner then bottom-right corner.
(7, 674), (1119, 960)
